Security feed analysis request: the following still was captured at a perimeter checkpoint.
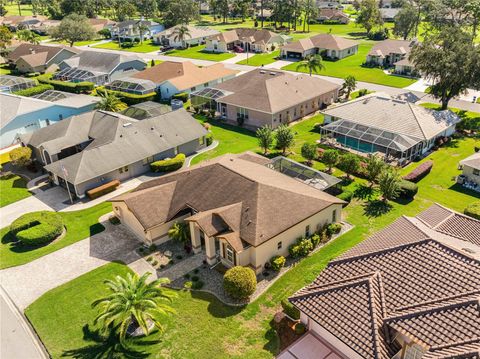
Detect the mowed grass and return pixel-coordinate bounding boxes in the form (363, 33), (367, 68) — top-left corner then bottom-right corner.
(0, 174), (31, 208)
(3, 3), (34, 15)
(237, 50), (280, 66)
(165, 44), (236, 61)
(281, 42), (416, 88)
(0, 202), (111, 269)
(49, 38), (105, 47)
(93, 40), (160, 53)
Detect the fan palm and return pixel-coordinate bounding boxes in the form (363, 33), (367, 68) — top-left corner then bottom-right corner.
(92, 272), (176, 346)
(172, 25), (191, 48)
(296, 54), (325, 76)
(168, 222), (191, 244)
(95, 90), (126, 112)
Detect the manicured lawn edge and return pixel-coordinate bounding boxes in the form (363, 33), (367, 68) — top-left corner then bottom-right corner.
(0, 173), (32, 208)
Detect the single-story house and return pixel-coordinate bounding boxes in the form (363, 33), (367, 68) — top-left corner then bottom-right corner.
(0, 15), (48, 31)
(31, 19), (61, 35)
(54, 51), (146, 85)
(1, 91), (99, 149)
(317, 9), (349, 24)
(380, 7), (400, 22)
(110, 152), (344, 273)
(393, 57), (418, 77)
(280, 34), (359, 60)
(20, 108), (208, 197)
(7, 43), (80, 74)
(88, 18), (116, 33)
(459, 152), (480, 187)
(366, 39), (417, 67)
(321, 93), (461, 163)
(111, 19), (164, 41)
(205, 28), (289, 53)
(153, 25), (220, 48)
(192, 69), (340, 130)
(281, 203), (480, 359)
(316, 0), (343, 9)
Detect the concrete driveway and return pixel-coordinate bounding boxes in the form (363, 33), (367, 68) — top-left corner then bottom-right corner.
(0, 220), (141, 310)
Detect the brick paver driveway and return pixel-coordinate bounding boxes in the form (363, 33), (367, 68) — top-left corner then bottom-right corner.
(0, 221), (141, 310)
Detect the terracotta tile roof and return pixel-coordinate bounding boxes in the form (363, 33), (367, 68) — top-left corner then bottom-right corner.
(289, 204), (480, 359)
(111, 152), (343, 247)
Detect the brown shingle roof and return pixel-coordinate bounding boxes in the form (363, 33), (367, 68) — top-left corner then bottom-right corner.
(111, 152), (343, 247)
(7, 43), (79, 63)
(290, 204), (480, 359)
(210, 28), (278, 44)
(282, 34), (358, 53)
(367, 39), (416, 58)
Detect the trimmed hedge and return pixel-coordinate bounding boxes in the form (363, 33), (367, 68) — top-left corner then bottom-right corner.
(403, 160), (433, 182)
(10, 211), (64, 246)
(223, 266), (257, 299)
(464, 202), (480, 220)
(13, 84), (53, 97)
(37, 74), (94, 94)
(86, 180), (120, 200)
(150, 154), (185, 173)
(269, 255), (286, 271)
(103, 88), (156, 105)
(281, 298), (300, 320)
(398, 180), (418, 199)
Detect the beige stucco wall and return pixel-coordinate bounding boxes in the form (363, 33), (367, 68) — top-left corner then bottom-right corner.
(205, 39), (228, 53)
(113, 202), (146, 241)
(463, 165), (480, 186)
(148, 214), (190, 244)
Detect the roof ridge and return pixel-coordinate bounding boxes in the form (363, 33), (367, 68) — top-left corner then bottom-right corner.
(393, 290), (480, 313)
(366, 273), (387, 359)
(430, 337), (480, 352)
(407, 102), (428, 140)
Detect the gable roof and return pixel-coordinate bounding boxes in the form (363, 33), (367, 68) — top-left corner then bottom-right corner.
(156, 25), (220, 40)
(318, 8), (349, 20)
(368, 39), (416, 58)
(281, 34), (358, 53)
(111, 152), (343, 247)
(290, 204), (480, 359)
(460, 152), (480, 170)
(322, 94), (461, 141)
(210, 28), (279, 44)
(213, 69), (340, 114)
(7, 43), (79, 63)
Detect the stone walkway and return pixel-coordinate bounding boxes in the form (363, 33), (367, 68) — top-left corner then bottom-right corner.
(157, 253), (204, 282)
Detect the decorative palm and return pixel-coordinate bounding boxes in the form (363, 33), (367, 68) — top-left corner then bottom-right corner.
(92, 272), (176, 346)
(342, 75), (357, 99)
(172, 25), (191, 48)
(296, 54), (325, 76)
(168, 222), (191, 244)
(95, 90), (126, 112)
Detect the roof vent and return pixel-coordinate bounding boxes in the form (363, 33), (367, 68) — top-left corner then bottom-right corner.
(123, 123), (132, 127)
(269, 72), (276, 75)
(259, 70), (266, 74)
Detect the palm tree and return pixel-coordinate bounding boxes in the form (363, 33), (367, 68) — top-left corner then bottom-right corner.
(296, 54), (325, 76)
(168, 222), (191, 244)
(16, 29), (40, 44)
(95, 90), (126, 112)
(172, 25), (191, 48)
(92, 272), (175, 346)
(342, 75), (357, 99)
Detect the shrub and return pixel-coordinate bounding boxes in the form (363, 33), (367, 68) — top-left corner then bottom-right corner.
(172, 92), (189, 103)
(193, 268), (199, 274)
(184, 273), (190, 279)
(326, 223), (342, 237)
(10, 211), (64, 246)
(151, 260), (158, 266)
(149, 244), (157, 252)
(270, 255), (286, 271)
(176, 254), (183, 260)
(294, 322), (306, 335)
(288, 243), (301, 258)
(104, 89), (156, 105)
(13, 84), (53, 97)
(338, 189), (353, 203)
(398, 180), (418, 199)
(184, 281), (193, 289)
(86, 180), (120, 199)
(281, 299), (300, 320)
(191, 275), (199, 282)
(108, 216), (121, 225)
(310, 234), (321, 247)
(9, 146), (32, 167)
(403, 161), (433, 182)
(37, 74), (94, 93)
(150, 154), (185, 172)
(223, 266), (257, 299)
(192, 280), (204, 289)
(206, 134), (213, 146)
(464, 202), (480, 220)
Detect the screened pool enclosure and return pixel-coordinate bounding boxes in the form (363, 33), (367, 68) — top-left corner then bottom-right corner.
(105, 78), (156, 95)
(191, 87), (229, 110)
(53, 68), (109, 85)
(0, 75), (36, 93)
(122, 101), (172, 120)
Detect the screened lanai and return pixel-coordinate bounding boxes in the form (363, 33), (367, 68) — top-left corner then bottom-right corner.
(321, 119), (425, 162)
(53, 68), (108, 85)
(0, 75), (36, 93)
(122, 101), (172, 120)
(105, 78), (156, 95)
(191, 87), (229, 110)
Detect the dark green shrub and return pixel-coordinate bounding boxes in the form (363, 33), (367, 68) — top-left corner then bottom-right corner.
(108, 216), (121, 225)
(10, 211), (64, 246)
(104, 89), (156, 105)
(172, 92), (189, 103)
(193, 268), (199, 274)
(294, 322), (306, 335)
(13, 84), (53, 97)
(176, 254), (183, 260)
(191, 275), (199, 282)
(150, 154), (185, 172)
(184, 273), (190, 279)
(192, 280), (204, 289)
(270, 255), (286, 271)
(223, 266), (257, 299)
(37, 74), (94, 93)
(338, 189), (353, 203)
(310, 234), (321, 247)
(281, 299), (300, 320)
(206, 134), (213, 146)
(326, 223), (342, 237)
(464, 201), (480, 220)
(398, 180), (418, 199)
(149, 244), (157, 251)
(86, 180), (120, 199)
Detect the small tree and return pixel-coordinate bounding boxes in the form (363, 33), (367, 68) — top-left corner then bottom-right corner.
(256, 125), (274, 155)
(16, 29), (40, 44)
(98, 28), (111, 39)
(9, 147), (32, 167)
(0, 25), (13, 49)
(322, 149), (339, 173)
(365, 153), (385, 187)
(150, 59), (156, 67)
(342, 75), (357, 99)
(49, 13), (96, 47)
(340, 153), (360, 179)
(223, 266), (257, 299)
(356, 0), (383, 34)
(378, 168), (401, 201)
(275, 125), (295, 155)
(301, 142), (317, 166)
(296, 54), (325, 76)
(167, 222), (191, 244)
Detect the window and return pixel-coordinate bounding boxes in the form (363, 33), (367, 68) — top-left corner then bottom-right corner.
(226, 245), (234, 263)
(277, 241), (282, 250)
(474, 169), (480, 176)
(305, 225), (311, 237)
(142, 156), (154, 165)
(237, 107), (249, 120)
(332, 209), (337, 223)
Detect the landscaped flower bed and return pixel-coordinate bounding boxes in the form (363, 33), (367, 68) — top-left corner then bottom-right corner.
(137, 240), (193, 270)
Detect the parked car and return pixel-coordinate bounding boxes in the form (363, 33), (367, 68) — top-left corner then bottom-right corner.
(233, 45), (244, 53)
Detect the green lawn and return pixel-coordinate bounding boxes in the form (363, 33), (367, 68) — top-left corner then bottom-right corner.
(0, 174), (31, 208)
(93, 41), (160, 53)
(3, 3), (34, 16)
(281, 42), (417, 88)
(165, 44), (236, 62)
(49, 38), (104, 47)
(0, 202), (111, 269)
(0, 64), (12, 75)
(237, 50), (280, 66)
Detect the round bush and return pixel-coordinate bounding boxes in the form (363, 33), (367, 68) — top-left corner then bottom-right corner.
(223, 266), (257, 299)
(270, 255), (286, 271)
(464, 201), (480, 220)
(398, 180), (418, 199)
(10, 211), (64, 246)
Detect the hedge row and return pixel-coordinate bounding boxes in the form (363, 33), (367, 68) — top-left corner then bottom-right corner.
(37, 74), (94, 94)
(103, 88), (156, 105)
(13, 84), (54, 97)
(464, 201), (480, 220)
(172, 92), (189, 103)
(86, 180), (120, 200)
(403, 160), (433, 182)
(398, 180), (418, 199)
(10, 211), (64, 246)
(150, 154), (185, 173)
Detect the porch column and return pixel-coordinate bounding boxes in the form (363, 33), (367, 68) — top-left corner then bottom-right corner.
(189, 222), (202, 254)
(205, 235), (217, 265)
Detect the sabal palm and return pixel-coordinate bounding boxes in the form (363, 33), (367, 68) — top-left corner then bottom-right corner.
(296, 54), (325, 76)
(95, 90), (125, 112)
(172, 26), (191, 47)
(168, 222), (190, 243)
(92, 272), (176, 346)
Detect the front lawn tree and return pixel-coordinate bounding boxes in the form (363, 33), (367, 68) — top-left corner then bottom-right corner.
(92, 272), (175, 346)
(301, 142), (317, 166)
(49, 13), (96, 47)
(365, 153), (385, 186)
(256, 125), (274, 155)
(322, 149), (339, 173)
(296, 54), (325, 76)
(356, 0), (383, 34)
(409, 26), (480, 110)
(16, 29), (40, 44)
(378, 168), (401, 201)
(159, 0), (200, 28)
(275, 125), (295, 155)
(342, 75), (357, 99)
